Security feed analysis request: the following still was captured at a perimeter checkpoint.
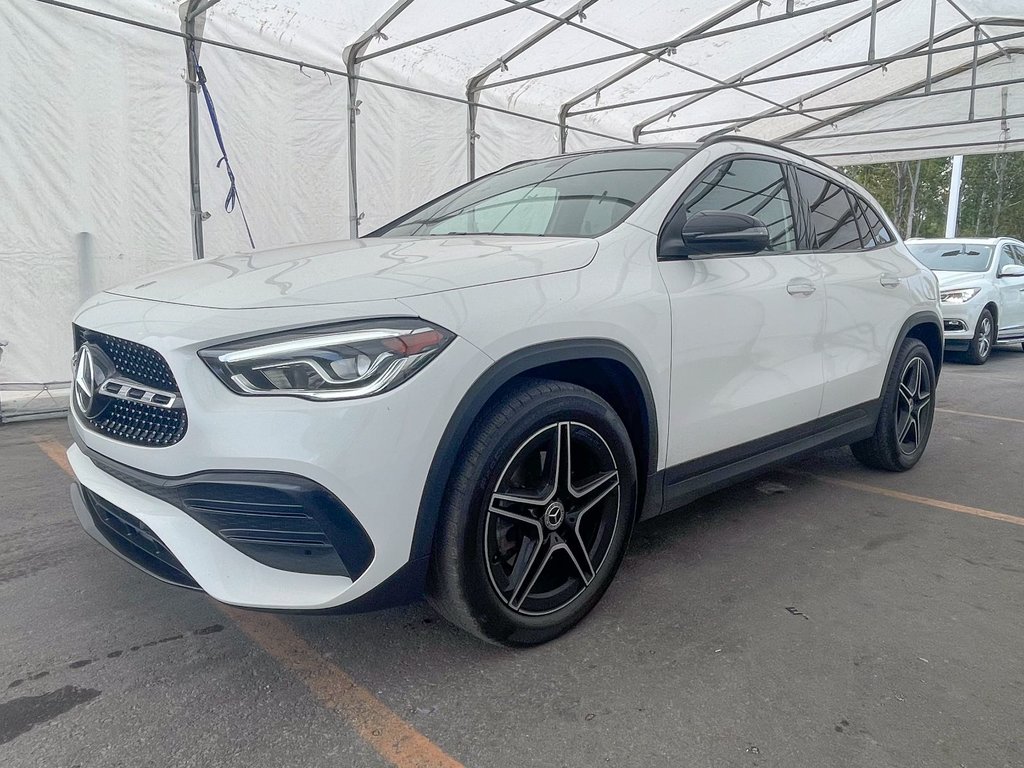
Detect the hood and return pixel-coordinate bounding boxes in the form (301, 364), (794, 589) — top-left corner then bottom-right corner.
(933, 270), (988, 290)
(105, 236), (598, 309)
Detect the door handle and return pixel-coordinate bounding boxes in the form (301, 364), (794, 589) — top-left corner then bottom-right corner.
(786, 280), (816, 296)
(880, 273), (901, 288)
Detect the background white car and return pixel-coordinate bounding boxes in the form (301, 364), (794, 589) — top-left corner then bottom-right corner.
(67, 139), (942, 645)
(907, 238), (1024, 364)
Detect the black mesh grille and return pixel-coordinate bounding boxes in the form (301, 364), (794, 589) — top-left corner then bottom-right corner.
(75, 326), (178, 391)
(74, 325), (187, 446)
(90, 398), (188, 446)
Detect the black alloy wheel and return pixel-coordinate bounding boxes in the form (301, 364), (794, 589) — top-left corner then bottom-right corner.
(485, 421), (621, 616)
(851, 337), (936, 472)
(893, 355), (934, 457)
(428, 379), (636, 646)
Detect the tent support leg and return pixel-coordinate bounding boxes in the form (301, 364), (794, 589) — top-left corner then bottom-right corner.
(347, 75), (361, 239)
(946, 155), (964, 238)
(183, 2), (205, 260)
(467, 92), (478, 181)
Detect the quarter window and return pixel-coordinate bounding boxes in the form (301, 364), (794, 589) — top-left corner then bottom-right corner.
(853, 195), (893, 248)
(683, 158), (797, 253)
(796, 169), (862, 251)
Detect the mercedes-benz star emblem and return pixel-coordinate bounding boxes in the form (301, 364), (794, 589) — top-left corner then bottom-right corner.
(543, 500), (566, 531)
(73, 344), (112, 419)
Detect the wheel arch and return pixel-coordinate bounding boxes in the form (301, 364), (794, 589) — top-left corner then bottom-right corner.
(982, 301), (999, 327)
(888, 311), (944, 387)
(411, 339), (659, 564)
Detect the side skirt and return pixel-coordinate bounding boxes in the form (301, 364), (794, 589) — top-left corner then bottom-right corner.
(643, 400), (880, 520)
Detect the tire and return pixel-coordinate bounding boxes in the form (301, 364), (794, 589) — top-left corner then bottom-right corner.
(966, 309), (995, 365)
(851, 337), (936, 472)
(427, 379), (637, 646)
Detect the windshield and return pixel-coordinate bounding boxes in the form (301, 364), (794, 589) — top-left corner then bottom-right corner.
(371, 148), (694, 238)
(908, 242), (994, 272)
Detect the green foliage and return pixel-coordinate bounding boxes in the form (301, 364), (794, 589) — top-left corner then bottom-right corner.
(840, 152), (1024, 240)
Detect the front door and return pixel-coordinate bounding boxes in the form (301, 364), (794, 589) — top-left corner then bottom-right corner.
(998, 244), (1024, 337)
(659, 156), (826, 468)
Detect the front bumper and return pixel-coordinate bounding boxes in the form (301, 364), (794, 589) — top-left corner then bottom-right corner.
(939, 301), (982, 348)
(67, 295), (491, 610)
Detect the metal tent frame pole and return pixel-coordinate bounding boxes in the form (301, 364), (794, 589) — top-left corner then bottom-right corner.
(181, 0), (223, 261)
(630, 0), (904, 138)
(556, 0), (759, 152)
(342, 0), (416, 239)
(466, 0), (600, 179)
(474, 0), (864, 94)
(577, 25), (1022, 120)
(776, 40), (1024, 142)
(640, 75), (1024, 136)
(697, 21), (1010, 141)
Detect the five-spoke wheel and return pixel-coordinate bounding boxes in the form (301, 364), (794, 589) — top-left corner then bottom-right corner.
(852, 337), (936, 472)
(486, 421), (621, 616)
(894, 355), (933, 456)
(428, 380), (636, 646)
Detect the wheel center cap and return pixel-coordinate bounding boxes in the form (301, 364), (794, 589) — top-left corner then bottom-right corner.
(543, 501), (565, 531)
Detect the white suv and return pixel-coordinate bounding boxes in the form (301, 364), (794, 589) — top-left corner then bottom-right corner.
(67, 139), (942, 645)
(906, 237), (1024, 364)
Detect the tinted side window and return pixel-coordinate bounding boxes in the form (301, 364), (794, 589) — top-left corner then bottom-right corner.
(683, 158), (796, 253)
(854, 195), (893, 247)
(998, 246), (1016, 270)
(796, 169), (862, 251)
(1011, 244), (1024, 266)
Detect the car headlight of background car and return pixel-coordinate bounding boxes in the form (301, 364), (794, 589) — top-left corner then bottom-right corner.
(939, 287), (981, 304)
(200, 319), (454, 400)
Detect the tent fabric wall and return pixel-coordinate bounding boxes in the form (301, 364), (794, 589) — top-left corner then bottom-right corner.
(0, 0), (190, 385)
(2, 0), (1024, 387)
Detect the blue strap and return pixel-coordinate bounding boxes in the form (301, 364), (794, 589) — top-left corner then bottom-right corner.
(189, 42), (256, 249)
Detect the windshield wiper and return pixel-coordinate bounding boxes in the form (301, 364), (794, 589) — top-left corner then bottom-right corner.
(939, 249), (980, 257)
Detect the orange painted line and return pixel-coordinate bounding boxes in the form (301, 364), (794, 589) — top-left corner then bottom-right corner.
(34, 437), (73, 476)
(936, 407), (1024, 425)
(793, 471), (1024, 528)
(32, 439), (461, 768)
(223, 607), (463, 768)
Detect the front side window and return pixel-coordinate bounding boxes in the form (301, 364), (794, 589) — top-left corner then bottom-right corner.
(998, 245), (1015, 271)
(796, 169), (861, 251)
(1010, 244), (1024, 266)
(682, 158), (797, 252)
(373, 148), (693, 238)
(907, 243), (994, 273)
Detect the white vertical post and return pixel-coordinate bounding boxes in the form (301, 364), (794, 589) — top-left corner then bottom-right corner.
(946, 154), (964, 238)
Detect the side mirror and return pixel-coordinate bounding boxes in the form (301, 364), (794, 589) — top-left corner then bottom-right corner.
(673, 210), (770, 259)
(998, 263), (1024, 278)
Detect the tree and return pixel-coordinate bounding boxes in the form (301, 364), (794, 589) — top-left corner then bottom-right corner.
(840, 151), (1024, 239)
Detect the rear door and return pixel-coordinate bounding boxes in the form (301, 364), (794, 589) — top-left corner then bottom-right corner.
(659, 156), (826, 467)
(793, 168), (913, 416)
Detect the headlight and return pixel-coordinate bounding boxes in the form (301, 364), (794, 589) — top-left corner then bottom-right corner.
(939, 287), (981, 304)
(199, 318), (454, 400)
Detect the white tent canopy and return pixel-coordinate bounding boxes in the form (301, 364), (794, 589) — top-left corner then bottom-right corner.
(1, 0), (1023, 387)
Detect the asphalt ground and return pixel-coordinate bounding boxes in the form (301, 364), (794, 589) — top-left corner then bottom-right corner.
(2, 345), (1023, 768)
